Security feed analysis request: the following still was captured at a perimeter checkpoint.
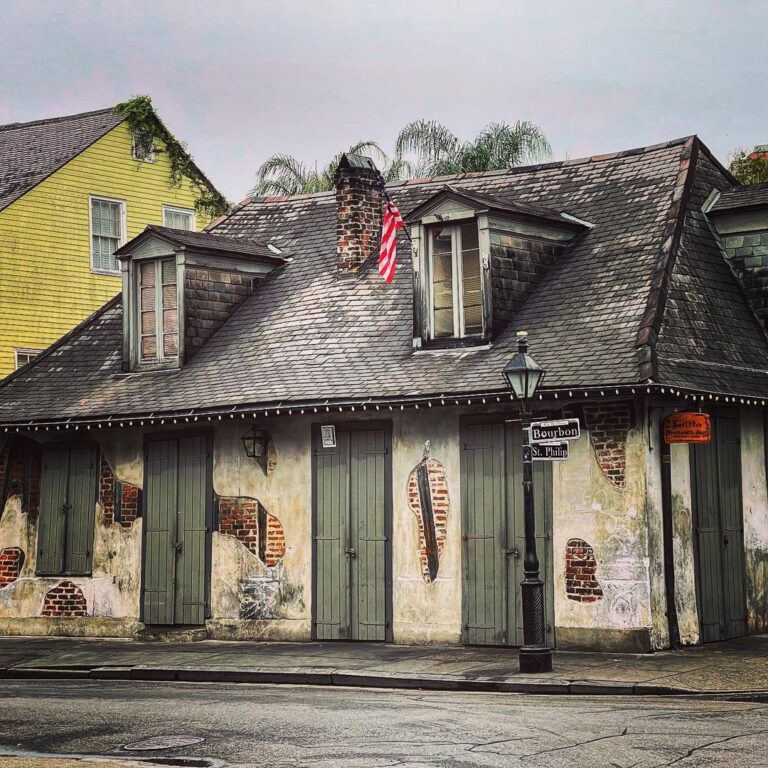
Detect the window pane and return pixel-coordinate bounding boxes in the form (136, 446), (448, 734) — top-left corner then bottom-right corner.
(141, 311), (156, 335)
(161, 259), (177, 284)
(141, 335), (157, 359)
(461, 223), (482, 335)
(163, 333), (179, 357)
(140, 261), (156, 286)
(431, 228), (455, 338)
(91, 199), (122, 272)
(163, 209), (193, 230)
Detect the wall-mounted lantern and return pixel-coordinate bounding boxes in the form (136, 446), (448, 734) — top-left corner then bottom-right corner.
(240, 426), (269, 472)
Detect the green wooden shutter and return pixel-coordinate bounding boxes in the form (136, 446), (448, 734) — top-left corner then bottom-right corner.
(175, 435), (208, 625)
(143, 439), (177, 625)
(36, 448), (69, 575)
(349, 429), (388, 641)
(314, 430), (351, 639)
(64, 446), (97, 574)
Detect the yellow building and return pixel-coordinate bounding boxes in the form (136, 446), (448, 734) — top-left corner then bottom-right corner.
(0, 105), (224, 376)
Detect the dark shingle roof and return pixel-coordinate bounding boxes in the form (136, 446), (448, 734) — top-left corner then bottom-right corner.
(0, 107), (124, 211)
(115, 225), (288, 262)
(710, 182), (768, 213)
(2, 136), (767, 425)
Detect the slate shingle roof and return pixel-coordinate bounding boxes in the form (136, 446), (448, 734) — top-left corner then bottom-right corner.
(711, 182), (768, 213)
(0, 107), (124, 212)
(1, 135), (767, 426)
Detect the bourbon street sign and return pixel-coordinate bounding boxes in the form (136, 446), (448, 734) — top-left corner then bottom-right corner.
(532, 442), (569, 461)
(529, 418), (581, 443)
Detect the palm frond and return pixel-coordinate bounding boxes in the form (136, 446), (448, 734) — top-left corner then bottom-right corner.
(252, 153), (313, 196)
(395, 120), (462, 165)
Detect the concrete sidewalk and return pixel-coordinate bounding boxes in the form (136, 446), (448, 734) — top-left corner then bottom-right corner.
(1, 634), (767, 697)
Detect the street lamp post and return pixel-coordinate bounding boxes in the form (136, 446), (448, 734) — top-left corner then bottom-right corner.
(502, 331), (553, 674)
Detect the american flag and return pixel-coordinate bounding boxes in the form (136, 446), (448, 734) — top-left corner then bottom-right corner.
(378, 198), (404, 283)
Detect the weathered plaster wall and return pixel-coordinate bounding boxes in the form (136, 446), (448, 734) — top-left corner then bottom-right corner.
(741, 408), (768, 634)
(553, 402), (653, 651)
(0, 432), (143, 636)
(669, 441), (699, 645)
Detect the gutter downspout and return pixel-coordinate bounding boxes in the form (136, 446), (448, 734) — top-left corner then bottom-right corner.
(660, 428), (681, 648)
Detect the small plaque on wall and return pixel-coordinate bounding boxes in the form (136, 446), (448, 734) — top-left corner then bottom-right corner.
(664, 412), (711, 444)
(320, 425), (337, 448)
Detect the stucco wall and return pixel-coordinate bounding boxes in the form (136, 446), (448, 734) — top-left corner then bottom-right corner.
(18, 400), (768, 650)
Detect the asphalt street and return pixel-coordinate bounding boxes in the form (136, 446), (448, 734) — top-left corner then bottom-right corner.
(2, 680), (767, 768)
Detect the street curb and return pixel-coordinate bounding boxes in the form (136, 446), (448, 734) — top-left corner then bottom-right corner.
(4, 664), (767, 699)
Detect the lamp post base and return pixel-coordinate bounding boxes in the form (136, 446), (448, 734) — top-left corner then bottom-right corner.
(519, 646), (553, 674)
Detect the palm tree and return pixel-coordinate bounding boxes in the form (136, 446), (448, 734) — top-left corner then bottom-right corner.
(394, 120), (552, 177)
(252, 141), (389, 196)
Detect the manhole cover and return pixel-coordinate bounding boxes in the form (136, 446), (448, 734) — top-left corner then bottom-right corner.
(123, 736), (205, 751)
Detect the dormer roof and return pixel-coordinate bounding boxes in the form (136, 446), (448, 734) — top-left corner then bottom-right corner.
(404, 184), (593, 231)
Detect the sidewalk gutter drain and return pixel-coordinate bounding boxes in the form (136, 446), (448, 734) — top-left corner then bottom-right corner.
(123, 736), (205, 751)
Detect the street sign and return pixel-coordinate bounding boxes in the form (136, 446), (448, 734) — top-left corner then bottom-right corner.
(664, 412), (711, 444)
(529, 418), (581, 443)
(532, 442), (569, 461)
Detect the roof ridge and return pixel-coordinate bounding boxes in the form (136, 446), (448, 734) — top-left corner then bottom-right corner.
(0, 106), (119, 133)
(635, 136), (700, 382)
(0, 294), (122, 390)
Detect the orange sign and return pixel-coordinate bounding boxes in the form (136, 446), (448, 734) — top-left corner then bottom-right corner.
(664, 412), (711, 444)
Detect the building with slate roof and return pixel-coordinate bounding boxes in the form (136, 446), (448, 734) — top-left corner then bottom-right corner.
(0, 105), (222, 376)
(0, 135), (766, 652)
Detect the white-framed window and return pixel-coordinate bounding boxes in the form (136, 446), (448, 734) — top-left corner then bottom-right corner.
(137, 258), (179, 364)
(162, 205), (195, 231)
(428, 222), (483, 339)
(90, 196), (126, 274)
(14, 348), (42, 369)
(132, 136), (156, 163)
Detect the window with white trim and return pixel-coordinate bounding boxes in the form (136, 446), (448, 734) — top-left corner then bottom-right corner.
(14, 348), (42, 369)
(163, 205), (195, 231)
(138, 258), (179, 363)
(428, 222), (483, 339)
(132, 136), (156, 163)
(90, 197), (125, 273)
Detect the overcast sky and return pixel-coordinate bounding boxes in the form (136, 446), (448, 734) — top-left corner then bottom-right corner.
(1, 0), (765, 202)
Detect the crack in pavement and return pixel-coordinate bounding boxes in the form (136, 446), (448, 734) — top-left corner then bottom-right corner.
(517, 726), (630, 762)
(651, 727), (768, 767)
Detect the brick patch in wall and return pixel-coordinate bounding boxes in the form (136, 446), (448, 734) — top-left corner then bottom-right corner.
(407, 458), (449, 584)
(99, 456), (141, 528)
(41, 581), (88, 617)
(583, 403), (632, 488)
(217, 495), (286, 567)
(0, 547), (25, 587)
(565, 538), (603, 602)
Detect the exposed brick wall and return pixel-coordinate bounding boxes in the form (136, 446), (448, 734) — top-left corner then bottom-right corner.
(407, 459), (449, 584)
(583, 403), (632, 488)
(490, 232), (565, 336)
(565, 538), (603, 603)
(0, 547), (25, 587)
(721, 229), (768, 333)
(184, 267), (257, 359)
(99, 456), (141, 528)
(335, 164), (383, 274)
(0, 437), (42, 520)
(217, 495), (286, 567)
(41, 581), (87, 617)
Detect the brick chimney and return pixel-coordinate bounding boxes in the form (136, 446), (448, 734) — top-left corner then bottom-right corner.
(334, 154), (382, 275)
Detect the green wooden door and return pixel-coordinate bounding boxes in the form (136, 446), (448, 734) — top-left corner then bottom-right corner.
(37, 445), (97, 576)
(692, 414), (746, 643)
(313, 425), (391, 641)
(143, 434), (210, 626)
(461, 419), (554, 646)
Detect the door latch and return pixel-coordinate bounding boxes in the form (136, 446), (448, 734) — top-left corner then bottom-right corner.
(174, 542), (183, 553)
(506, 547), (520, 558)
(345, 547), (357, 558)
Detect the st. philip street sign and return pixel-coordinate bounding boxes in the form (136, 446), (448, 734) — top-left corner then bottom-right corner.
(529, 418), (581, 443)
(532, 442), (569, 461)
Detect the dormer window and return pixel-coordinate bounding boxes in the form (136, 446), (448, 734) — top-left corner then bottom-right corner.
(406, 185), (592, 348)
(115, 226), (287, 372)
(429, 222), (482, 338)
(138, 258), (179, 363)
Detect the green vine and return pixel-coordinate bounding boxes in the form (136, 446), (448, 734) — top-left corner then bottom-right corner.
(115, 95), (230, 218)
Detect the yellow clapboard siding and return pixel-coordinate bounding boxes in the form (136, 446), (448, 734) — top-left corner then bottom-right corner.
(0, 121), (212, 375)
